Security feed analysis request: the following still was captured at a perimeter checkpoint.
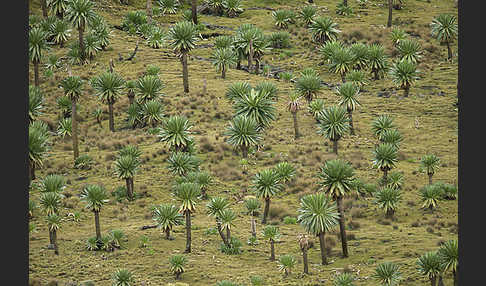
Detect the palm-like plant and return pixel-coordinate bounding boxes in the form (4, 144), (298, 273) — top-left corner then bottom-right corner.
(374, 262), (401, 286)
(152, 204), (184, 240)
(255, 81), (278, 100)
(333, 273), (356, 286)
(29, 27), (48, 87)
(118, 145), (142, 159)
(81, 184), (109, 242)
(112, 269), (135, 286)
(29, 121), (50, 181)
(29, 86), (44, 123)
(295, 74), (322, 103)
(316, 106), (350, 155)
(207, 197), (231, 245)
(396, 39), (422, 64)
(337, 82), (360, 135)
(233, 88), (277, 129)
(114, 155), (140, 200)
(386, 171), (404, 190)
(51, 19), (71, 47)
(287, 93), (303, 139)
(244, 198), (261, 238)
(40, 174), (66, 194)
(223, 0), (243, 17)
(272, 10), (292, 29)
(278, 254), (296, 277)
(380, 129), (402, 149)
(125, 80), (137, 106)
(319, 40), (344, 64)
(48, 0), (69, 18)
(329, 47), (356, 82)
(185, 171), (213, 198)
(368, 44), (389, 80)
(262, 225), (281, 261)
(40, 192), (62, 216)
(136, 75), (165, 104)
(225, 81), (252, 101)
(147, 27), (166, 49)
(169, 254), (187, 279)
(297, 234), (310, 274)
(417, 251), (443, 286)
(175, 182), (201, 253)
(349, 42), (369, 70)
(371, 114), (395, 140)
(274, 162), (296, 184)
(158, 0), (180, 14)
(219, 208), (237, 241)
(253, 168), (283, 224)
(420, 154), (440, 185)
(159, 115), (193, 152)
(390, 27), (408, 46)
(91, 72), (126, 132)
(317, 159), (354, 257)
(214, 35), (234, 49)
(65, 0), (96, 62)
(389, 60), (419, 97)
(167, 152), (200, 176)
(374, 187), (401, 218)
(297, 192), (340, 265)
(212, 47), (237, 79)
(168, 21), (199, 93)
(299, 6), (317, 27)
(225, 115), (262, 158)
(345, 70), (368, 90)
(437, 239), (458, 286)
(308, 98), (325, 120)
(430, 14), (458, 60)
(57, 117), (72, 138)
(46, 213), (62, 255)
(309, 16), (340, 44)
(420, 184), (442, 210)
(372, 143), (398, 183)
(60, 75), (84, 160)
(83, 32), (101, 60)
(141, 100), (164, 127)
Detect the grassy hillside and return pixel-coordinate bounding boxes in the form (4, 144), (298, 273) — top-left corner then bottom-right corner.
(28, 0), (458, 285)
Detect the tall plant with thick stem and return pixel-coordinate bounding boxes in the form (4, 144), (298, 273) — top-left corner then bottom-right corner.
(207, 197), (231, 246)
(219, 208), (237, 242)
(46, 213), (62, 255)
(372, 143), (398, 184)
(81, 185), (109, 245)
(91, 71), (126, 132)
(225, 115), (262, 158)
(420, 154), (440, 185)
(114, 155), (140, 201)
(430, 14), (458, 60)
(337, 82), (361, 135)
(297, 192), (340, 265)
(262, 225), (280, 261)
(168, 21), (199, 93)
(175, 182), (201, 253)
(437, 240), (458, 286)
(29, 122), (50, 182)
(298, 234), (310, 274)
(244, 198), (261, 238)
(66, 0), (96, 62)
(317, 159), (355, 258)
(159, 115), (193, 152)
(252, 168), (283, 224)
(287, 93), (303, 139)
(29, 27), (48, 87)
(316, 106), (350, 155)
(417, 251), (443, 286)
(152, 204), (184, 240)
(61, 75), (83, 161)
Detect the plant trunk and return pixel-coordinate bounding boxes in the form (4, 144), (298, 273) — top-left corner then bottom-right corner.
(255, 60), (260, 74)
(128, 92), (135, 106)
(248, 39), (253, 73)
(191, 0), (198, 25)
(430, 275), (436, 286)
(404, 83), (410, 97)
(373, 68), (380, 80)
(130, 178), (135, 198)
(53, 230), (59, 255)
(292, 111), (300, 139)
(108, 102), (115, 132)
(236, 56), (241, 70)
(387, 0), (393, 27)
(386, 209), (394, 219)
(49, 229), (54, 246)
(336, 196), (349, 258)
(226, 227), (231, 242)
(318, 231), (328, 265)
(270, 239), (275, 261)
(428, 173), (433, 185)
(41, 0), (48, 18)
(332, 140), (338, 155)
(382, 168), (388, 185)
(94, 211), (101, 242)
(343, 0), (347, 6)
(185, 210), (192, 253)
(241, 145), (248, 158)
(302, 247), (309, 274)
(71, 99), (79, 161)
(79, 24), (85, 61)
(34, 61), (40, 87)
(125, 178), (133, 200)
(262, 197), (270, 224)
(308, 0), (313, 3)
(341, 73), (346, 83)
(30, 160), (36, 181)
(159, 226), (168, 240)
(182, 53), (189, 93)
(348, 110), (355, 135)
(222, 65), (226, 79)
(250, 217), (256, 238)
(147, 0), (153, 25)
(217, 220), (229, 245)
(453, 269), (457, 286)
(437, 274), (444, 286)
(447, 42), (452, 60)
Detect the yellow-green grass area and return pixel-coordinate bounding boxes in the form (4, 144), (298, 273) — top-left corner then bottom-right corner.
(29, 0), (457, 285)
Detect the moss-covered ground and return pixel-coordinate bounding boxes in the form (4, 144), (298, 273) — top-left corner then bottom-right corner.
(28, 0), (458, 285)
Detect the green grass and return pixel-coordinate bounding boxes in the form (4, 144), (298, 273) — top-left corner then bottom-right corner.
(29, 0), (457, 285)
